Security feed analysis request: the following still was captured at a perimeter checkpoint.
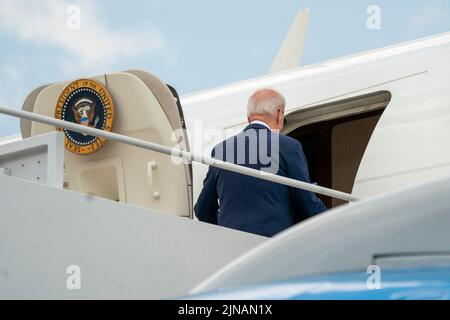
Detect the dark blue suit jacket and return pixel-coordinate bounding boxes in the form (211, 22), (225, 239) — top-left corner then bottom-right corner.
(194, 123), (327, 237)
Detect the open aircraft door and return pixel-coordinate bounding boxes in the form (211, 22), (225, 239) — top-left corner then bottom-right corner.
(21, 70), (193, 218)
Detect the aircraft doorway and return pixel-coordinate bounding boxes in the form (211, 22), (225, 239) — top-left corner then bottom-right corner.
(284, 91), (391, 208)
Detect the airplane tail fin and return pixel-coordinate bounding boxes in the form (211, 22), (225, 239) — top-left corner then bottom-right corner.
(269, 8), (310, 74)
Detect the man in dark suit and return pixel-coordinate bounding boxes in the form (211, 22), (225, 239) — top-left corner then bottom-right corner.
(194, 89), (327, 237)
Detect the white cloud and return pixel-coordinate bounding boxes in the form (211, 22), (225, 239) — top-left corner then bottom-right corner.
(0, 0), (174, 138)
(0, 0), (170, 73)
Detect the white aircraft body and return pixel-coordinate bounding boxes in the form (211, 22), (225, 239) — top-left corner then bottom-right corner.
(0, 10), (450, 299)
(183, 31), (450, 206)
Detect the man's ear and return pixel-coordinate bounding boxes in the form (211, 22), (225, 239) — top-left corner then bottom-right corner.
(276, 109), (283, 128)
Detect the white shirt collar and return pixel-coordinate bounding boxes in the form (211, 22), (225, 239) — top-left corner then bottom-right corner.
(250, 120), (272, 131)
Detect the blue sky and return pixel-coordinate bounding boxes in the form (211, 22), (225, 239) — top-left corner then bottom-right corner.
(0, 0), (449, 137)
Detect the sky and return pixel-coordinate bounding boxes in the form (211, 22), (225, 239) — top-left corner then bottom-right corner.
(0, 0), (449, 137)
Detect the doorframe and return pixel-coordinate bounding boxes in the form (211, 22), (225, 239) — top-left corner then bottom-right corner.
(283, 91), (392, 136)
(283, 91), (392, 208)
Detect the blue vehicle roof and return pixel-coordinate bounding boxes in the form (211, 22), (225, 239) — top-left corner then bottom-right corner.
(187, 267), (450, 300)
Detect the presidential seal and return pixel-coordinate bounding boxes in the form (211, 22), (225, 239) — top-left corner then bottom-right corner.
(55, 79), (115, 155)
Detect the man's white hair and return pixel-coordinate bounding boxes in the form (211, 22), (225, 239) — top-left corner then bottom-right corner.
(247, 88), (286, 117)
